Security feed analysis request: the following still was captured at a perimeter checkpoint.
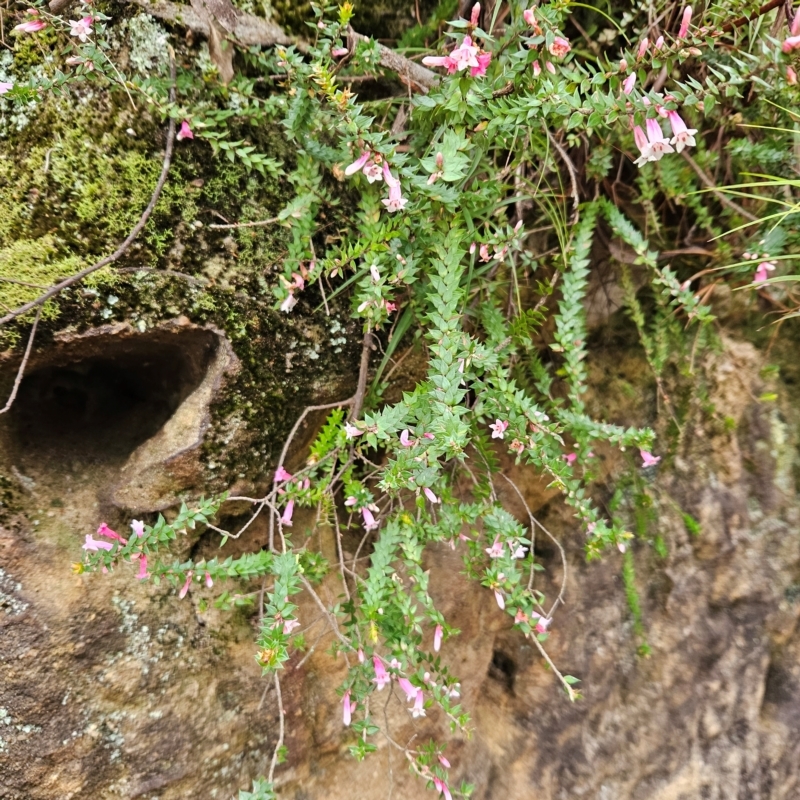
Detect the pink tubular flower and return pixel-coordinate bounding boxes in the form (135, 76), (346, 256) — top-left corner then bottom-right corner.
(792, 8), (800, 36)
(548, 36), (571, 58)
(450, 35), (480, 71)
(423, 487), (439, 504)
(545, 61), (556, 74)
(344, 495), (358, 507)
(357, 648), (365, 663)
(274, 465), (293, 483)
(384, 300), (397, 313)
(678, 6), (692, 39)
(345, 151), (370, 176)
(280, 294), (297, 313)
(510, 542), (526, 559)
(623, 73), (636, 95)
(754, 261), (776, 283)
(363, 160), (383, 182)
(382, 181), (407, 213)
(470, 2), (480, 25)
(485, 538), (504, 558)
(633, 124), (651, 166)
(434, 778), (453, 800)
(0, 82), (12, 95)
(69, 16), (93, 42)
(97, 523), (127, 544)
(411, 690), (426, 717)
(373, 656), (391, 690)
(422, 53), (459, 73)
(281, 499), (294, 527)
(640, 449), (661, 467)
(782, 36), (800, 53)
(179, 572), (192, 599)
(136, 555), (150, 580)
(176, 121), (194, 141)
(331, 47), (349, 58)
(205, 571), (213, 588)
(83, 534), (114, 552)
(282, 618), (300, 635)
(514, 608), (529, 624)
(399, 429), (413, 447)
(344, 421), (362, 439)
(489, 419), (509, 439)
(637, 38), (649, 58)
(644, 117), (675, 161)
(535, 616), (551, 634)
(471, 51), (492, 77)
(130, 519), (145, 538)
(361, 507), (379, 531)
(666, 110), (697, 152)
(438, 754), (451, 769)
(523, 8), (536, 27)
(494, 590), (505, 610)
(654, 35), (665, 50)
(342, 690), (355, 725)
(563, 452), (577, 466)
(14, 19), (46, 33)
(532, 59), (541, 77)
(398, 677), (418, 701)
(434, 624), (443, 652)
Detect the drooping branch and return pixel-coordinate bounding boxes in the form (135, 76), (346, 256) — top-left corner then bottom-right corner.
(127, 0), (294, 47)
(124, 2), (439, 91)
(347, 27), (438, 93)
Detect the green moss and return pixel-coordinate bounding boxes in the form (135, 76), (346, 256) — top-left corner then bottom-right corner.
(0, 237), (83, 324)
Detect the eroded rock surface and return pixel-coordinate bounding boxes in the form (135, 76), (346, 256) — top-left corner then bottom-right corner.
(0, 335), (798, 800)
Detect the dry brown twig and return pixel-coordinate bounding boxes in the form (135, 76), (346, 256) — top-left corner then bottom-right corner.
(0, 307), (41, 415)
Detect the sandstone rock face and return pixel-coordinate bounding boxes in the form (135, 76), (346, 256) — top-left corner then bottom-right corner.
(0, 335), (798, 800)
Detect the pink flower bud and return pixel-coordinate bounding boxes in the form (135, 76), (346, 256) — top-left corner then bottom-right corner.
(434, 624), (443, 652)
(281, 499), (294, 527)
(13, 19), (46, 33)
(788, 66), (798, 85)
(523, 8), (536, 27)
(331, 47), (349, 57)
(532, 60), (541, 77)
(623, 73), (636, 94)
(654, 35), (665, 50)
(637, 38), (649, 58)
(470, 2), (480, 25)
(546, 61), (556, 74)
(345, 151), (370, 176)
(136, 554), (150, 580)
(342, 690), (354, 725)
(423, 487), (440, 504)
(179, 572), (193, 599)
(678, 6), (692, 39)
(782, 36), (800, 54)
(205, 571), (213, 588)
(792, 8), (800, 36)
